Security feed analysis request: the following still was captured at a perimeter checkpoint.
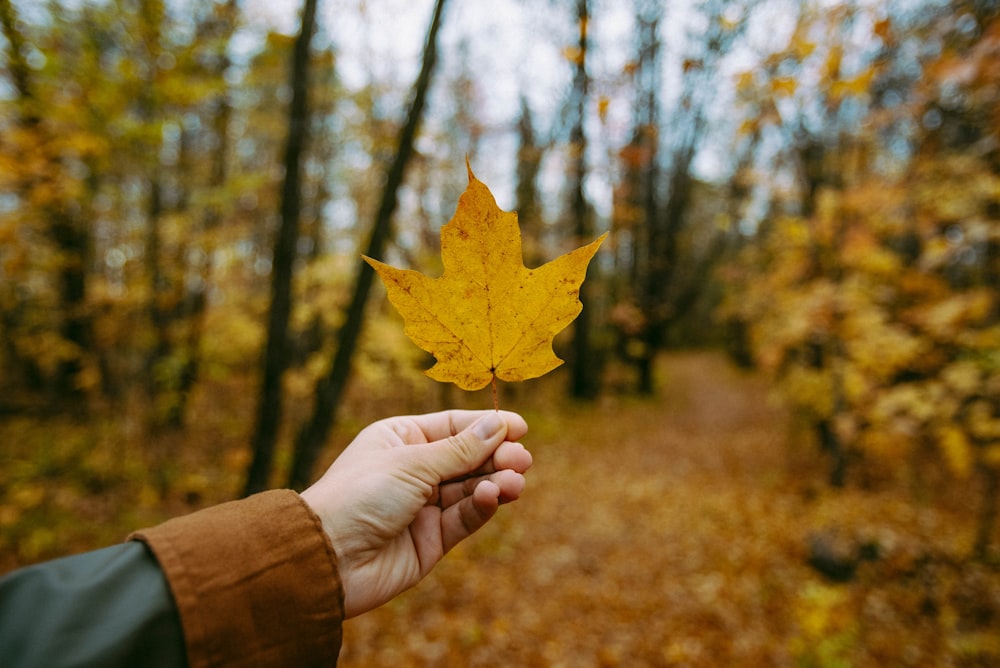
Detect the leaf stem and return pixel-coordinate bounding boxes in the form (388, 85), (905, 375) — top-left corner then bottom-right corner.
(491, 374), (499, 412)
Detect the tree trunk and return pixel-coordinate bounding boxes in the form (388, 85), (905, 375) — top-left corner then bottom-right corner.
(51, 207), (92, 404)
(818, 418), (846, 488)
(625, 0), (742, 395)
(567, 0), (601, 401)
(515, 97), (546, 266)
(286, 0), (448, 490)
(168, 0), (240, 428)
(144, 173), (171, 413)
(136, 0), (187, 429)
(974, 465), (999, 560)
(1, 0), (93, 406)
(244, 0), (319, 496)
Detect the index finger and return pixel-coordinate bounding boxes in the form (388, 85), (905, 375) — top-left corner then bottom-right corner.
(406, 409), (528, 444)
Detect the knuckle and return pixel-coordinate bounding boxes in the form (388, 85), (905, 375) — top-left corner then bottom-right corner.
(447, 432), (481, 464)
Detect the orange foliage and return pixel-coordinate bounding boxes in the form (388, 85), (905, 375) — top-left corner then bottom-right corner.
(720, 2), (1000, 521)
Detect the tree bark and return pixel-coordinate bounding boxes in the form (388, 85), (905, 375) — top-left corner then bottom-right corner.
(286, 0), (447, 490)
(244, 0), (319, 496)
(168, 0), (240, 428)
(567, 0), (601, 400)
(974, 465), (999, 560)
(515, 97), (545, 264)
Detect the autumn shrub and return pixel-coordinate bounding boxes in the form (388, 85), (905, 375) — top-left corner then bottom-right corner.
(719, 3), (999, 555)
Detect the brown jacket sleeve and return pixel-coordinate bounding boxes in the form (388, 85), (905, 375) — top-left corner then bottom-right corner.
(130, 490), (344, 668)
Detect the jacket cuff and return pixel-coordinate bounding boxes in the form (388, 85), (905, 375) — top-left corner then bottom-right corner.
(130, 490), (344, 668)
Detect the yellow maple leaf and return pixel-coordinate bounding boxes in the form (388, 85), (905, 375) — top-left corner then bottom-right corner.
(364, 161), (607, 393)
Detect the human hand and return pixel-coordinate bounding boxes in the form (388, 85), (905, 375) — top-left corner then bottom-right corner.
(300, 409), (531, 618)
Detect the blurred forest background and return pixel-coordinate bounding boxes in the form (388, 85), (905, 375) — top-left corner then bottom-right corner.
(1, 0), (999, 664)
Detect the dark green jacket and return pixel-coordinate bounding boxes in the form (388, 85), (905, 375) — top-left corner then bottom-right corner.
(0, 490), (344, 667)
(0, 542), (186, 666)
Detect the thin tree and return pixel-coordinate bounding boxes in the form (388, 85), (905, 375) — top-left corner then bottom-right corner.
(287, 0), (448, 490)
(623, 0), (747, 394)
(167, 0), (241, 427)
(136, 0), (173, 427)
(515, 96), (547, 267)
(0, 0), (93, 405)
(565, 0), (601, 400)
(244, 0), (319, 496)
(614, 0), (662, 394)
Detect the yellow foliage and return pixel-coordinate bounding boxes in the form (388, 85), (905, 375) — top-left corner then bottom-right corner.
(914, 291), (995, 340)
(824, 44), (844, 81)
(353, 306), (431, 395)
(774, 216), (812, 248)
(597, 96), (610, 123)
(201, 307), (264, 372)
(74, 361), (103, 392)
(983, 446), (1000, 468)
(791, 35), (817, 60)
(771, 77), (798, 97)
(920, 236), (953, 271)
(859, 427), (912, 462)
(782, 366), (835, 419)
(967, 400), (1000, 442)
(937, 425), (974, 478)
(10, 483), (46, 510)
(735, 70), (756, 94)
(738, 117), (760, 136)
(14, 331), (81, 378)
(830, 67), (876, 99)
(870, 383), (941, 426)
(942, 361), (984, 395)
(842, 227), (900, 276)
(844, 313), (926, 382)
(789, 581), (857, 666)
(562, 46), (584, 66)
(960, 324), (1000, 351)
(841, 363), (873, 404)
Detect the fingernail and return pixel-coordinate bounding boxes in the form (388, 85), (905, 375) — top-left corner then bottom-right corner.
(473, 414), (504, 440)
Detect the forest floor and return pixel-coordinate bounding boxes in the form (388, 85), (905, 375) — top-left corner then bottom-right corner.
(2, 351), (999, 665)
(340, 352), (1000, 667)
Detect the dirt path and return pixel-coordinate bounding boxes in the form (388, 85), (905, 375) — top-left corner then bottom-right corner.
(340, 352), (1000, 667)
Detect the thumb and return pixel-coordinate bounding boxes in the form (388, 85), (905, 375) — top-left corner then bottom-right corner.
(419, 413), (508, 482)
